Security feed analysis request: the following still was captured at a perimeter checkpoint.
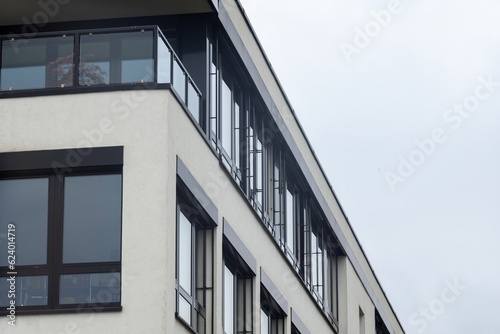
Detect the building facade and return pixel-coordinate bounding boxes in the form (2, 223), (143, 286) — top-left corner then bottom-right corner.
(0, 0), (405, 333)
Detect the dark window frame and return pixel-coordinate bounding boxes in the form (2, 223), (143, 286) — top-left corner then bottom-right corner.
(0, 147), (123, 315)
(175, 181), (215, 334)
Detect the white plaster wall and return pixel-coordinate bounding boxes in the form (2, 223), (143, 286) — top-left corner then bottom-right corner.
(0, 89), (186, 334)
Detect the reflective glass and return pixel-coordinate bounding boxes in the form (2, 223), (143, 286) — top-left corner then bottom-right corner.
(63, 174), (122, 263)
(60, 272), (120, 304)
(179, 211), (192, 293)
(224, 265), (235, 334)
(209, 41), (218, 145)
(286, 187), (295, 254)
(188, 81), (200, 123)
(221, 77), (232, 158)
(311, 231), (318, 289)
(255, 135), (263, 205)
(1, 36), (74, 91)
(173, 59), (186, 102)
(179, 294), (191, 324)
(157, 36), (171, 83)
(80, 31), (153, 86)
(261, 309), (269, 334)
(121, 31), (153, 83)
(0, 178), (48, 266)
(234, 97), (241, 171)
(0, 276), (48, 307)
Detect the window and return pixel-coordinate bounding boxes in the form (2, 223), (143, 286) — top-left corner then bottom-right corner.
(223, 226), (254, 334)
(304, 204), (338, 322)
(0, 147), (123, 313)
(79, 31), (154, 86)
(1, 35), (74, 90)
(176, 189), (215, 334)
(260, 288), (285, 334)
(260, 269), (287, 334)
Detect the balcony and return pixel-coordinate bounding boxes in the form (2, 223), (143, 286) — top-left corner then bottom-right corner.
(0, 26), (201, 122)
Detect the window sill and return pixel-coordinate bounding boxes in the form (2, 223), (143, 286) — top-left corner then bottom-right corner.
(0, 305), (122, 316)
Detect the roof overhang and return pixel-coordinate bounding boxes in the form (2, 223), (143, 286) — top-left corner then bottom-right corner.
(0, 0), (215, 27)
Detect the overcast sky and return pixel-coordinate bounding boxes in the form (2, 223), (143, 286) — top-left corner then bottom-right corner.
(239, 0), (500, 333)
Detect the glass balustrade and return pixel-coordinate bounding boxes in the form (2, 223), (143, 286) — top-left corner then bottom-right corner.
(0, 26), (201, 121)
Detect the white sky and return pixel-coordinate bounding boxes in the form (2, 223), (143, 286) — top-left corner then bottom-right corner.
(239, 0), (500, 333)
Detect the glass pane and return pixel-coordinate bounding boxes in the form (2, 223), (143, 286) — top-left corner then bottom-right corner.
(221, 77), (232, 157)
(209, 41), (217, 146)
(179, 211), (192, 293)
(273, 157), (281, 238)
(0, 178), (48, 266)
(60, 272), (120, 304)
(179, 294), (191, 324)
(286, 187), (295, 254)
(261, 309), (269, 334)
(311, 231), (318, 288)
(63, 174), (122, 263)
(234, 96), (241, 171)
(157, 36), (171, 84)
(173, 59), (186, 102)
(188, 81), (200, 124)
(121, 31), (153, 83)
(255, 134), (263, 206)
(1, 36), (74, 91)
(80, 31), (153, 86)
(80, 34), (110, 85)
(224, 265), (234, 334)
(0, 276), (48, 307)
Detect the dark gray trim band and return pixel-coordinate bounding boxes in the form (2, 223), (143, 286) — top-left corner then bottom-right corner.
(0, 146), (123, 172)
(218, 3), (401, 333)
(176, 156), (218, 224)
(260, 267), (288, 316)
(223, 218), (257, 275)
(291, 308), (310, 334)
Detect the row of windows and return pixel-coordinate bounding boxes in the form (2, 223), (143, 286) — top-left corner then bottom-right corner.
(187, 31), (342, 325)
(175, 184), (310, 334)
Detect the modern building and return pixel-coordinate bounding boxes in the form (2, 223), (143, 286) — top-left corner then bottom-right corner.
(0, 0), (405, 333)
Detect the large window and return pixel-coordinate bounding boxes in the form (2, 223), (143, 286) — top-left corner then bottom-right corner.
(1, 35), (74, 91)
(0, 147), (123, 313)
(176, 190), (215, 334)
(305, 207), (338, 322)
(222, 226), (254, 334)
(79, 31), (153, 86)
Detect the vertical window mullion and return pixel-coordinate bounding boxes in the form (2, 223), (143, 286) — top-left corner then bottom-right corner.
(48, 174), (64, 308)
